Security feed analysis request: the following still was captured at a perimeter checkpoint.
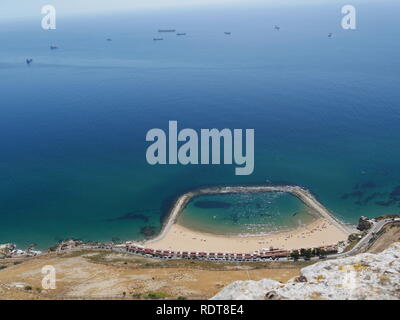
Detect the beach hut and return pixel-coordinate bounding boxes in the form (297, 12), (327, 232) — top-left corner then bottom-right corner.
(137, 247), (145, 253)
(271, 250), (290, 258)
(244, 253), (252, 260)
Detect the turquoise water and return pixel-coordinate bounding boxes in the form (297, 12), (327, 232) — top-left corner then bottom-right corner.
(1, 1), (400, 248)
(179, 192), (318, 234)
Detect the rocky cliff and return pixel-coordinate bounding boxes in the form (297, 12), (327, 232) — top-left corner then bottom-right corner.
(357, 216), (373, 231)
(212, 243), (400, 300)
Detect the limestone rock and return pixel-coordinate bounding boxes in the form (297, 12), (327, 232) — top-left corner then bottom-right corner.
(211, 243), (400, 300)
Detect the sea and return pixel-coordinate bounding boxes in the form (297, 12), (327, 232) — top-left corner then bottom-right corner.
(1, 0), (400, 248)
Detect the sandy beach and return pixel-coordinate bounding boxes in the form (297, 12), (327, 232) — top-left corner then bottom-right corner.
(143, 185), (353, 253)
(146, 218), (348, 253)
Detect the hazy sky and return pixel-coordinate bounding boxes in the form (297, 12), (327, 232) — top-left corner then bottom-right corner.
(0, 0), (374, 21)
(0, 0), (273, 20)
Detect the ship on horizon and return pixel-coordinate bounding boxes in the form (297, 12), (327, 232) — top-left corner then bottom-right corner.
(158, 29), (176, 33)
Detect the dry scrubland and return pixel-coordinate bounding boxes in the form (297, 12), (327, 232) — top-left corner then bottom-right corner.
(0, 222), (399, 300)
(362, 222), (400, 253)
(0, 250), (306, 300)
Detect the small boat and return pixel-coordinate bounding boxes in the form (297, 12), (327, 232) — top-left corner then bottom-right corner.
(50, 45), (59, 50)
(153, 38), (164, 41)
(224, 32), (231, 35)
(274, 25), (281, 30)
(328, 33), (333, 38)
(176, 33), (186, 36)
(106, 38), (112, 41)
(158, 29), (175, 33)
(26, 58), (33, 65)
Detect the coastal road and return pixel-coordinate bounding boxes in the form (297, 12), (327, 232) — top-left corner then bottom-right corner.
(328, 218), (399, 259)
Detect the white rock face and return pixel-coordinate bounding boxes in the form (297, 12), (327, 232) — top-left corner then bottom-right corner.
(211, 243), (400, 300)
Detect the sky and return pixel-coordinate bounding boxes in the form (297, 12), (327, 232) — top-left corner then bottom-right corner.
(0, 0), (269, 20)
(0, 0), (384, 21)
(0, 0), (351, 20)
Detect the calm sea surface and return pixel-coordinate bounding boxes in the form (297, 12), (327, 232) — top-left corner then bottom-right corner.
(1, 1), (400, 248)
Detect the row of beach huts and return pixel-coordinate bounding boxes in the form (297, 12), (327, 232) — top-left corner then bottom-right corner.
(124, 244), (339, 261)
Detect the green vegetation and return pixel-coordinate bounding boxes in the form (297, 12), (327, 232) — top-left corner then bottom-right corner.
(290, 250), (300, 261)
(312, 248), (327, 258)
(24, 285), (32, 291)
(0, 265), (7, 270)
(144, 291), (168, 299)
(290, 248), (327, 260)
(300, 248), (313, 260)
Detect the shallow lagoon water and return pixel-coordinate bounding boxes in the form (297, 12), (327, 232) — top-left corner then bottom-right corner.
(178, 192), (318, 235)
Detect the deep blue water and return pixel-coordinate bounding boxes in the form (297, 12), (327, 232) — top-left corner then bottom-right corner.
(1, 1), (400, 248)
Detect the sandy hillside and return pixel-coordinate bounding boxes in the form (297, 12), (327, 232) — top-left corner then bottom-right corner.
(0, 250), (303, 299)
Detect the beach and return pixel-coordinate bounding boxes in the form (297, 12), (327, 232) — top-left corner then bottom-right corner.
(143, 185), (353, 253)
(146, 218), (348, 253)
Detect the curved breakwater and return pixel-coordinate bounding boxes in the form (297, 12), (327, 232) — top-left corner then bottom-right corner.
(145, 185), (354, 245)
